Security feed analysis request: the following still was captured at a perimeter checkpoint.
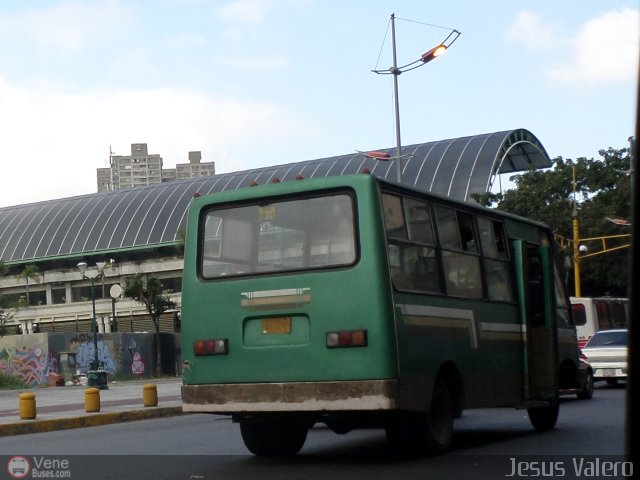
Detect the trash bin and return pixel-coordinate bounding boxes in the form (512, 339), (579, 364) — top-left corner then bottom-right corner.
(87, 370), (109, 390)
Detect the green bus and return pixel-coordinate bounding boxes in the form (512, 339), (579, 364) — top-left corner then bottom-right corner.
(181, 173), (583, 455)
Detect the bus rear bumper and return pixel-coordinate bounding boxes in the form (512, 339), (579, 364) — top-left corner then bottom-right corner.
(181, 379), (399, 413)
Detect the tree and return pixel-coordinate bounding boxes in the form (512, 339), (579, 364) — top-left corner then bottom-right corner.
(483, 148), (631, 296)
(0, 262), (14, 337)
(0, 295), (15, 337)
(123, 274), (177, 376)
(19, 264), (40, 306)
(175, 227), (187, 256)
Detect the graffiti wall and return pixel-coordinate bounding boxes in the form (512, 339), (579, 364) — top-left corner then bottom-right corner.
(0, 333), (181, 386)
(0, 333), (49, 387)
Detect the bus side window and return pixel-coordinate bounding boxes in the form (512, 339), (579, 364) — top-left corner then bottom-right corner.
(553, 263), (572, 327)
(382, 194), (407, 239)
(435, 206), (482, 298)
(527, 252), (545, 327)
(478, 217), (513, 302)
(595, 302), (611, 329)
(404, 197), (435, 244)
(610, 302), (627, 328)
(571, 304), (587, 326)
(441, 251), (482, 298)
(383, 193), (443, 294)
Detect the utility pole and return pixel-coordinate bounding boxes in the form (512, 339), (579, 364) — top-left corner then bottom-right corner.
(390, 13), (403, 183)
(572, 165), (582, 297)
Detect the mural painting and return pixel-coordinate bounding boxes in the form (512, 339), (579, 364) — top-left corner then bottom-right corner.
(0, 334), (49, 386)
(0, 332), (179, 386)
(50, 332), (152, 379)
(70, 336), (117, 373)
(128, 338), (145, 376)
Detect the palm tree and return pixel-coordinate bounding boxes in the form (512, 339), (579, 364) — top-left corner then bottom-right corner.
(19, 264), (40, 306)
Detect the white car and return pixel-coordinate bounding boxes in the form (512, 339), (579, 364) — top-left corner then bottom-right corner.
(581, 329), (628, 385)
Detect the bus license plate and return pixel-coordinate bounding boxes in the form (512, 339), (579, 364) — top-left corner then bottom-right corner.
(262, 317), (292, 334)
(602, 369), (616, 377)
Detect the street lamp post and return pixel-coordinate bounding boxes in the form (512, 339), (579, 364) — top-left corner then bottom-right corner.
(372, 14), (460, 182)
(77, 261), (108, 388)
(390, 13), (403, 183)
(109, 284), (122, 332)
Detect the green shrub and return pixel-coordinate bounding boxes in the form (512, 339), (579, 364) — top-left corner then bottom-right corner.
(0, 373), (29, 390)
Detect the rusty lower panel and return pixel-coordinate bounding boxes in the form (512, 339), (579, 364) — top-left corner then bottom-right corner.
(181, 379), (399, 413)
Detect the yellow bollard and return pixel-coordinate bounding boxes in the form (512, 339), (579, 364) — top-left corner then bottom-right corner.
(19, 392), (36, 420)
(84, 387), (101, 413)
(143, 383), (158, 407)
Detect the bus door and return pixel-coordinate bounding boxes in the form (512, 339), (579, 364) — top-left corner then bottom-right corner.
(514, 240), (557, 401)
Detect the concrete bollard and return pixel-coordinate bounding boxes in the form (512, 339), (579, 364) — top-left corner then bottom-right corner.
(19, 392), (36, 420)
(143, 383), (158, 407)
(84, 387), (101, 413)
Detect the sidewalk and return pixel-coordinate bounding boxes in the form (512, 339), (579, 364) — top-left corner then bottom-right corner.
(0, 378), (184, 437)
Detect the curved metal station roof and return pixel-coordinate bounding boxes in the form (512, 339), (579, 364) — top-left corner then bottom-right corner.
(0, 128), (551, 264)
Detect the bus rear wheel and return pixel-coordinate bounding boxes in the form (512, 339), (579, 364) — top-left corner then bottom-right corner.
(527, 398), (559, 431)
(239, 419), (308, 456)
(385, 381), (454, 456)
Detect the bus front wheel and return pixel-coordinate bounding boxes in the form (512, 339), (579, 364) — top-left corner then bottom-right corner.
(239, 419), (308, 456)
(527, 399), (559, 431)
(385, 381), (454, 455)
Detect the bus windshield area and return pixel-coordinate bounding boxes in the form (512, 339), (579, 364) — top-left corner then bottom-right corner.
(200, 193), (357, 278)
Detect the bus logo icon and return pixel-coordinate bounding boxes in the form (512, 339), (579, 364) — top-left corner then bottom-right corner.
(7, 456), (30, 479)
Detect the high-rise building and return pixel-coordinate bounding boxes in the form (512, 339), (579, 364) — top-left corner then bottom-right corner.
(97, 144), (215, 192)
(178, 151), (216, 179)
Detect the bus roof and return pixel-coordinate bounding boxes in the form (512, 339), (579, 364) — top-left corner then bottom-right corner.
(191, 173), (552, 234)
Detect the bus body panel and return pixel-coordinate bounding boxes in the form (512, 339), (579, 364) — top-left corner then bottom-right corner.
(181, 174), (579, 421)
(571, 297), (629, 348)
(392, 293), (525, 409)
(182, 176), (399, 410)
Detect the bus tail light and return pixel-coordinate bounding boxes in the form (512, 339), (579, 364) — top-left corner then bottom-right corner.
(326, 330), (368, 348)
(194, 338), (229, 356)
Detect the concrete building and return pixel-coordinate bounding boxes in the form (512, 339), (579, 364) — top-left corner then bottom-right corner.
(178, 151), (216, 179)
(162, 151), (216, 182)
(97, 145), (215, 192)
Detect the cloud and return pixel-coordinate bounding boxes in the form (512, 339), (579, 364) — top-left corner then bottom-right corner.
(548, 8), (639, 84)
(216, 0), (275, 23)
(215, 0), (310, 23)
(0, 0), (130, 52)
(161, 34), (207, 49)
(507, 8), (639, 86)
(223, 54), (289, 72)
(0, 76), (314, 208)
(505, 11), (559, 52)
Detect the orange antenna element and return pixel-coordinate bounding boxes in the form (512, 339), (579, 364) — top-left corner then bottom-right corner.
(365, 151), (391, 160)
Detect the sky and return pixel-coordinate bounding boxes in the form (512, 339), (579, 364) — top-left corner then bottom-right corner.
(0, 0), (638, 208)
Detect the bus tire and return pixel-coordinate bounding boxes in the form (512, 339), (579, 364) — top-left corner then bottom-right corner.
(264, 421), (308, 456)
(527, 398), (559, 431)
(240, 420), (308, 456)
(239, 421), (271, 456)
(385, 381), (454, 455)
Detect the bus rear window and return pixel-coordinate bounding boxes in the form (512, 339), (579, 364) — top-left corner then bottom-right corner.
(200, 193), (357, 278)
